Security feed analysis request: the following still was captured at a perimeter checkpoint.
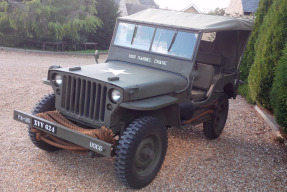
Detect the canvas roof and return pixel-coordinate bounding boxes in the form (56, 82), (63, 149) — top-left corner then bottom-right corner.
(119, 9), (253, 32)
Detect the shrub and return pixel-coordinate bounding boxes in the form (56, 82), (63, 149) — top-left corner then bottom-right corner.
(240, 0), (273, 82)
(0, 31), (24, 47)
(238, 84), (254, 104)
(248, 0), (287, 110)
(271, 44), (287, 132)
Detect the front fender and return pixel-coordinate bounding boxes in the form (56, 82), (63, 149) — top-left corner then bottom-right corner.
(120, 95), (178, 111)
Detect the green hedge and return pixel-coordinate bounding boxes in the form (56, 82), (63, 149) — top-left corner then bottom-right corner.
(271, 44), (287, 132)
(240, 0), (273, 82)
(248, 0), (287, 110)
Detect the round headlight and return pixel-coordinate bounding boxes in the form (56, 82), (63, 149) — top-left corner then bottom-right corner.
(111, 89), (121, 103)
(55, 74), (62, 86)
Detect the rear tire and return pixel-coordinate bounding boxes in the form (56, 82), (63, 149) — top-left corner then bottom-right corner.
(115, 116), (167, 189)
(28, 93), (59, 151)
(203, 94), (229, 139)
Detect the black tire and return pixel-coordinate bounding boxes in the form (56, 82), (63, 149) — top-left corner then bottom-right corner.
(28, 93), (59, 151)
(115, 117), (168, 189)
(203, 94), (229, 139)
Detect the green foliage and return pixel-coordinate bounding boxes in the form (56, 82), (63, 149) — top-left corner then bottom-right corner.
(0, 29), (23, 46)
(271, 44), (287, 132)
(248, 0), (287, 110)
(207, 7), (225, 16)
(238, 84), (254, 104)
(86, 0), (120, 49)
(0, 0), (102, 44)
(240, 0), (273, 82)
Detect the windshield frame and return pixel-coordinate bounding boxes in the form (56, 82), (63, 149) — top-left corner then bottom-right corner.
(113, 21), (199, 61)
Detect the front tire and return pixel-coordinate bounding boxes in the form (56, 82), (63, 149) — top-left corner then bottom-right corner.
(115, 117), (167, 189)
(203, 94), (229, 139)
(28, 93), (59, 151)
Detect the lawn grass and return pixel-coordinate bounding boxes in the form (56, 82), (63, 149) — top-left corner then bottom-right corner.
(65, 50), (108, 53)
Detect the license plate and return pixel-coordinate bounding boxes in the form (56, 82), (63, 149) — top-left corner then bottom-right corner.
(32, 118), (57, 134)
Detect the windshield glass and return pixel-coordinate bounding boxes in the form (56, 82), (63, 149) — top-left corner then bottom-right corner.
(114, 22), (198, 59)
(151, 28), (175, 54)
(114, 23), (155, 51)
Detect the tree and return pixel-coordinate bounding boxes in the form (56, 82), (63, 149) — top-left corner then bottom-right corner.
(271, 43), (287, 132)
(207, 7), (225, 16)
(86, 0), (120, 50)
(0, 0), (102, 43)
(0, 1), (23, 46)
(240, 0), (273, 82)
(248, 0), (287, 109)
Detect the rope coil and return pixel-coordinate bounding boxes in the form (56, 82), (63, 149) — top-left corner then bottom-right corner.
(33, 111), (116, 153)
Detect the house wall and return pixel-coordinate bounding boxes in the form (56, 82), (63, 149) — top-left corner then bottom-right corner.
(225, 0), (244, 16)
(183, 7), (199, 14)
(118, 0), (128, 16)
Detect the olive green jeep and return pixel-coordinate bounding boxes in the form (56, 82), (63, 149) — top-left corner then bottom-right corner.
(14, 9), (253, 189)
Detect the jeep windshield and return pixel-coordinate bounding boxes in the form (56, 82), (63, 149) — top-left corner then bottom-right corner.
(114, 22), (198, 59)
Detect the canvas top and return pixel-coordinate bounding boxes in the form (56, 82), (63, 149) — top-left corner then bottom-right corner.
(119, 8), (253, 32)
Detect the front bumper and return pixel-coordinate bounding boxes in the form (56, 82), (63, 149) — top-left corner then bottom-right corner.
(13, 110), (112, 157)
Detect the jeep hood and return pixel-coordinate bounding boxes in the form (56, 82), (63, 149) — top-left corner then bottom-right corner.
(55, 61), (188, 101)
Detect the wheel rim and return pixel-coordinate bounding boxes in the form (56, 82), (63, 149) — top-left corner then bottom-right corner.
(134, 135), (162, 177)
(214, 100), (228, 133)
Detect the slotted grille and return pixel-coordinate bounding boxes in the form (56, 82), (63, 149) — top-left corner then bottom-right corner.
(61, 75), (107, 122)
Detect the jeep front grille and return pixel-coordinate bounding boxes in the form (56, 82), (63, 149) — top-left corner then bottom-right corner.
(61, 75), (107, 122)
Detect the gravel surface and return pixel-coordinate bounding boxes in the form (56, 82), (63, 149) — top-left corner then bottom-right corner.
(0, 51), (286, 191)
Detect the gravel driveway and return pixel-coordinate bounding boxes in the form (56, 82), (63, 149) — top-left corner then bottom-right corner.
(0, 51), (286, 191)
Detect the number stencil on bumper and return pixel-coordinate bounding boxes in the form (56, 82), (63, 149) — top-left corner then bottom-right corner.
(32, 118), (57, 134)
(13, 110), (112, 156)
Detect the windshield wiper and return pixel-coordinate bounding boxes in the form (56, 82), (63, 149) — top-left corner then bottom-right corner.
(168, 31), (178, 52)
(131, 25), (138, 45)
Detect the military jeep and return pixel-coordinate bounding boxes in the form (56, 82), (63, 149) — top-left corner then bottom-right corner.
(14, 9), (253, 189)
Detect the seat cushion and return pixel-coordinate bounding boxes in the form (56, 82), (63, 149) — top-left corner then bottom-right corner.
(193, 63), (215, 91)
(190, 89), (207, 100)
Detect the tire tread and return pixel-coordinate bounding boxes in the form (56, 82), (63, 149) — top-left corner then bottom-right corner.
(28, 93), (59, 151)
(203, 94), (229, 139)
(115, 116), (167, 189)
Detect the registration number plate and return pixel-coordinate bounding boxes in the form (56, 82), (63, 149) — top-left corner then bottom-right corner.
(32, 118), (57, 134)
